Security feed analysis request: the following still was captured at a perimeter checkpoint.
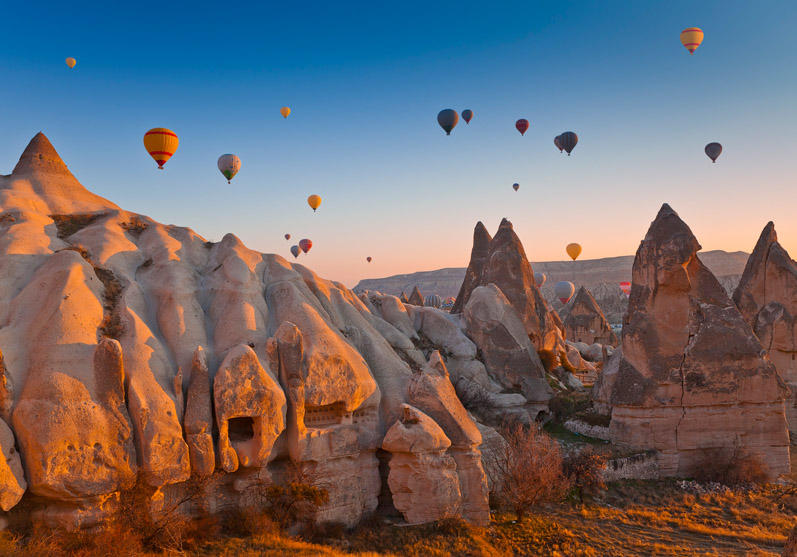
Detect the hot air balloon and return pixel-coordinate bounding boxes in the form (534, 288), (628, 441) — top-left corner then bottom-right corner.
(284, 234), (291, 241)
(705, 142), (722, 163)
(280, 106), (291, 118)
(559, 131), (578, 155)
(307, 195), (322, 212)
(680, 27), (704, 54)
(534, 272), (547, 287)
(65, 57), (76, 68)
(462, 109), (473, 124)
(424, 294), (443, 308)
(554, 135), (563, 153)
(437, 109), (459, 135)
(290, 245), (300, 258)
(555, 281), (575, 304)
(366, 256), (372, 263)
(217, 154), (241, 183)
(619, 281), (631, 297)
(513, 183), (519, 192)
(299, 239), (312, 253)
(443, 296), (456, 309)
(143, 128), (179, 169)
(566, 243), (582, 261)
(515, 119), (529, 136)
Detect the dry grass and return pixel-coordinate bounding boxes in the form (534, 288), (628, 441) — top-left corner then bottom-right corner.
(0, 480), (792, 556)
(50, 213), (106, 239)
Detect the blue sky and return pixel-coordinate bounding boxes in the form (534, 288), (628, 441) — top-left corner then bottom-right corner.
(1, 0), (795, 285)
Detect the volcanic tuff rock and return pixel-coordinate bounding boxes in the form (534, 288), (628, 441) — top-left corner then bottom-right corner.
(562, 286), (618, 346)
(407, 285), (424, 306)
(593, 204), (790, 479)
(0, 133), (491, 528)
(732, 222), (797, 434)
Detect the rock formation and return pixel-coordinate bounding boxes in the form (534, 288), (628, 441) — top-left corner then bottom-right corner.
(562, 286), (618, 346)
(0, 133), (491, 528)
(732, 222), (797, 434)
(593, 204), (790, 479)
(407, 285), (424, 306)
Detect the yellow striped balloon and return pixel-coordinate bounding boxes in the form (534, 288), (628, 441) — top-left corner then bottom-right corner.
(143, 128), (179, 169)
(680, 27), (704, 54)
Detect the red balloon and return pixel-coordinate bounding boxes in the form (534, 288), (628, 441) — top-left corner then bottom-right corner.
(366, 256), (372, 263)
(299, 239), (312, 253)
(515, 119), (529, 135)
(284, 233), (291, 241)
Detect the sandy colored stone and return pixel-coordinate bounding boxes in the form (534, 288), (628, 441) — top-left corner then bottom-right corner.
(382, 405), (460, 524)
(563, 286), (618, 346)
(407, 285), (424, 306)
(184, 346), (214, 477)
(214, 344), (286, 472)
(0, 417), (26, 511)
(601, 204), (790, 479)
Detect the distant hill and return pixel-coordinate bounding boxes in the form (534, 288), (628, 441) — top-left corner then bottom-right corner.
(354, 250), (749, 323)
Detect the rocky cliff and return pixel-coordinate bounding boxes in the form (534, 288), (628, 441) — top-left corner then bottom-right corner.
(0, 134), (506, 528)
(593, 204), (790, 479)
(733, 222), (797, 436)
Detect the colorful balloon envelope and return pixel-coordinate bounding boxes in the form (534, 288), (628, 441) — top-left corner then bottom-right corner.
(559, 131), (578, 155)
(515, 119), (529, 135)
(566, 243), (582, 261)
(217, 154), (241, 183)
(705, 142), (722, 163)
(307, 194), (322, 212)
(284, 233), (291, 241)
(554, 281), (575, 304)
(280, 106), (291, 118)
(619, 281), (631, 297)
(143, 128), (179, 169)
(437, 109), (459, 135)
(299, 238), (312, 253)
(680, 27), (704, 54)
(366, 256), (372, 263)
(554, 135), (563, 152)
(290, 245), (300, 258)
(462, 109), (473, 124)
(424, 294), (443, 308)
(513, 183), (519, 192)
(534, 272), (547, 287)
(65, 57), (76, 68)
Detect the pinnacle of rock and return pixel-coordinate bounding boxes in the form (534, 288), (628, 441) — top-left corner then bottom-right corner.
(12, 132), (73, 177)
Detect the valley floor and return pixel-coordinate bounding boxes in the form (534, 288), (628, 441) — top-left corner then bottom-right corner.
(194, 481), (793, 557)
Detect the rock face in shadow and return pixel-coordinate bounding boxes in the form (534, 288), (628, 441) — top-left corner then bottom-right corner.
(452, 219), (571, 370)
(562, 286), (618, 346)
(596, 204), (790, 479)
(0, 133), (492, 528)
(732, 222), (797, 434)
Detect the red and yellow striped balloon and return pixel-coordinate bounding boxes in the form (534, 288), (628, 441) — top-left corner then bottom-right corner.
(143, 128), (179, 169)
(680, 27), (704, 54)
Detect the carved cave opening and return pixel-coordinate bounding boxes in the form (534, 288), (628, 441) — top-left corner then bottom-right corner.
(228, 417), (255, 443)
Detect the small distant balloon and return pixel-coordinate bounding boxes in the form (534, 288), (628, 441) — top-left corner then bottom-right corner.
(566, 243), (582, 261)
(290, 245), (300, 258)
(619, 281), (631, 297)
(307, 194), (322, 212)
(462, 109), (473, 124)
(299, 238), (312, 253)
(366, 256), (372, 263)
(217, 154), (241, 183)
(65, 57), (76, 68)
(555, 281), (575, 304)
(143, 128), (179, 169)
(512, 183), (519, 192)
(704, 142), (722, 163)
(559, 132), (578, 155)
(280, 106), (291, 118)
(515, 119), (529, 136)
(680, 27), (704, 54)
(554, 135), (563, 153)
(534, 272), (547, 287)
(424, 294), (443, 308)
(437, 109), (459, 135)
(284, 234), (291, 241)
